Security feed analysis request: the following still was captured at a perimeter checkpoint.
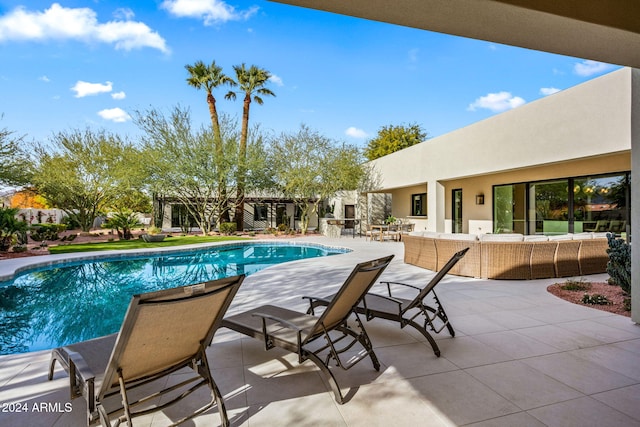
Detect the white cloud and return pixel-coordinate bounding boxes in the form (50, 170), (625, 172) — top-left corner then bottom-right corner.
(540, 87), (560, 96)
(113, 8), (135, 21)
(161, 0), (258, 25)
(98, 107), (130, 122)
(345, 127), (368, 139)
(111, 91), (126, 100)
(467, 91), (525, 113)
(574, 60), (614, 77)
(71, 80), (112, 98)
(0, 3), (168, 53)
(39, 75), (50, 82)
(269, 74), (283, 87)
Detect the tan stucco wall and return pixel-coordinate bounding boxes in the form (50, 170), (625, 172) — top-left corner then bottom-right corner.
(371, 68), (634, 233)
(390, 184), (427, 218)
(439, 152), (631, 233)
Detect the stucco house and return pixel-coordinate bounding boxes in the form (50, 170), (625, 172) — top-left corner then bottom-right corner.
(366, 67), (633, 238)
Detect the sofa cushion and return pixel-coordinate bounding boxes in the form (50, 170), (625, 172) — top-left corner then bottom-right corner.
(548, 234), (574, 241)
(572, 233), (594, 240)
(523, 235), (549, 242)
(437, 233), (478, 241)
(479, 233), (524, 242)
(592, 232), (609, 239)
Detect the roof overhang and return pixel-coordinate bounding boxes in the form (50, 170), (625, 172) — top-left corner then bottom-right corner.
(270, 0), (640, 68)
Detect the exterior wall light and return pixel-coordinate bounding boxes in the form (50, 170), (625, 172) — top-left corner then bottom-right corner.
(476, 194), (485, 205)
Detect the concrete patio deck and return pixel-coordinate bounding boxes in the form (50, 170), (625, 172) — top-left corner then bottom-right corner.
(1, 236), (639, 426)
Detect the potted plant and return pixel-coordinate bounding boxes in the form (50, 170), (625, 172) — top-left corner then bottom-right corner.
(141, 226), (167, 242)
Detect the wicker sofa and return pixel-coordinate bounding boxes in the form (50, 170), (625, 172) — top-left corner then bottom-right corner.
(403, 232), (610, 280)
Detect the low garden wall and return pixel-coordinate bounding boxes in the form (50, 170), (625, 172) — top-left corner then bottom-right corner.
(403, 232), (610, 280)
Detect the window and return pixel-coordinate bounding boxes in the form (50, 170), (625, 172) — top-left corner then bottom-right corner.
(411, 193), (426, 216)
(452, 189), (462, 233)
(530, 179), (568, 235)
(493, 183), (527, 234)
(253, 204), (268, 221)
(170, 204), (197, 228)
(574, 174), (629, 234)
(493, 172), (630, 236)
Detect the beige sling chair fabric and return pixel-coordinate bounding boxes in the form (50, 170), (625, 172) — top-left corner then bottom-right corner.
(48, 275), (244, 427)
(222, 255), (394, 404)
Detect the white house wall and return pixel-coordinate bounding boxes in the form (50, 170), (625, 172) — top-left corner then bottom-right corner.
(371, 68), (635, 233)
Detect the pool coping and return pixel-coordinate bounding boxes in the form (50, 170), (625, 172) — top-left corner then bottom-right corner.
(0, 239), (352, 283)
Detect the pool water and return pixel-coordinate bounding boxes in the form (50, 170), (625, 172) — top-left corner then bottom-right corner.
(0, 243), (346, 354)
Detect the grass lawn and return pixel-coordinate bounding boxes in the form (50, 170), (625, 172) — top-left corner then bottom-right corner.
(48, 235), (250, 254)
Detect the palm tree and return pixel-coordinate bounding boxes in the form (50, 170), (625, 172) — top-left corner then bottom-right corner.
(185, 60), (236, 223)
(225, 64), (275, 231)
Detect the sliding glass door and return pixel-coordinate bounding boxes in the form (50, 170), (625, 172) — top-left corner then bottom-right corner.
(493, 172), (630, 236)
(493, 183), (526, 234)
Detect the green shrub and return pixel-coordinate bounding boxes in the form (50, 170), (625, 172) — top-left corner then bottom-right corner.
(102, 210), (141, 240)
(146, 226), (163, 235)
(560, 278), (591, 291)
(0, 207), (29, 251)
(29, 223), (66, 242)
(606, 233), (631, 294)
(61, 215), (81, 230)
(16, 230), (28, 245)
(582, 293), (612, 305)
(219, 222), (237, 235)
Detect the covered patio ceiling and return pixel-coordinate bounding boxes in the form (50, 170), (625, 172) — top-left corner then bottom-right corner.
(270, 0), (640, 69)
(269, 0), (640, 323)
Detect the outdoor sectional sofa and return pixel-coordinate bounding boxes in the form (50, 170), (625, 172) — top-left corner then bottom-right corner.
(403, 231), (610, 280)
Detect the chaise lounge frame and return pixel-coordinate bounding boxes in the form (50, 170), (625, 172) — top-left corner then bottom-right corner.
(221, 255), (394, 404)
(48, 275), (245, 427)
(307, 248), (468, 357)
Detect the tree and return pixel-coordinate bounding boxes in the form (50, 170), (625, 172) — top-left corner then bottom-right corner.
(364, 123), (427, 161)
(136, 107), (271, 235)
(269, 125), (364, 234)
(185, 60), (236, 222)
(0, 119), (33, 186)
(226, 64), (275, 230)
(32, 129), (142, 232)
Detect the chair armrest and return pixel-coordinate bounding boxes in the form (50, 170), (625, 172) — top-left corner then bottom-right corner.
(366, 292), (403, 305)
(379, 281), (421, 297)
(301, 295), (331, 315)
(251, 312), (305, 351)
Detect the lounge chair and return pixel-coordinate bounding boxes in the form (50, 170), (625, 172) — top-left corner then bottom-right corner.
(221, 255), (394, 404)
(48, 275), (245, 427)
(306, 248), (468, 357)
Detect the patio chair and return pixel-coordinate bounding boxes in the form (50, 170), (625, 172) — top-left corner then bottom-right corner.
(47, 275), (245, 427)
(306, 248), (468, 357)
(221, 255), (394, 404)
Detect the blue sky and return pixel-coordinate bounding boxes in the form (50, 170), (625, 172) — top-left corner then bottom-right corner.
(0, 1), (621, 146)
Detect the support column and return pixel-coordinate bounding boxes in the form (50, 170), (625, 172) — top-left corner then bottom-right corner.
(631, 69), (640, 323)
(631, 69), (639, 324)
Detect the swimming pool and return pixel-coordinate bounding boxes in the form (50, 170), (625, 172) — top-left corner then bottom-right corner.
(0, 242), (348, 355)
